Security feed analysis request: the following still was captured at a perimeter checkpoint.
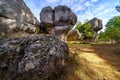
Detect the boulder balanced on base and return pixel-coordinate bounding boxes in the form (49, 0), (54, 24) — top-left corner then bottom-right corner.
(40, 5), (77, 41)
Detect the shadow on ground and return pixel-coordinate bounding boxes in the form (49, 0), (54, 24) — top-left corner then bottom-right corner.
(61, 43), (120, 80)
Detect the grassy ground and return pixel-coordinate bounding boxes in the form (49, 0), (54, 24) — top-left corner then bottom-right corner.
(60, 43), (120, 80)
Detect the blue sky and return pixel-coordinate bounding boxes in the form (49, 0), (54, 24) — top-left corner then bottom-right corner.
(24, 0), (120, 30)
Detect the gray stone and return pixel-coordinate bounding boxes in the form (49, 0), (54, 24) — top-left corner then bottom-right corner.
(40, 6), (54, 28)
(54, 5), (77, 26)
(0, 34), (69, 80)
(40, 5), (77, 41)
(0, 0), (39, 38)
(89, 18), (103, 32)
(88, 18), (103, 42)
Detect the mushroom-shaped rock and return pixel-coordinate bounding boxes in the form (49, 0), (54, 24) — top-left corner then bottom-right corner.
(88, 18), (103, 41)
(40, 5), (77, 41)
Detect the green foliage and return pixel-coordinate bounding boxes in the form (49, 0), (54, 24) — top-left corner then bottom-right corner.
(76, 21), (82, 30)
(77, 21), (94, 40)
(99, 16), (120, 43)
(99, 31), (108, 41)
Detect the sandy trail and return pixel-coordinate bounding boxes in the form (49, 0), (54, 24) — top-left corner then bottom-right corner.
(67, 44), (120, 80)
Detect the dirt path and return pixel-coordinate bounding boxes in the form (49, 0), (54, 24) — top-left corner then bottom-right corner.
(67, 44), (120, 80)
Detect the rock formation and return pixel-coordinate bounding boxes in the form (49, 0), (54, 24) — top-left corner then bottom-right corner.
(66, 29), (81, 41)
(89, 18), (103, 32)
(0, 35), (69, 80)
(89, 18), (103, 41)
(40, 6), (53, 28)
(0, 0), (70, 80)
(0, 0), (39, 38)
(40, 5), (77, 41)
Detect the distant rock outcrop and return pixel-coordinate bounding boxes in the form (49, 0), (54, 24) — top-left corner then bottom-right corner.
(0, 0), (39, 38)
(89, 18), (103, 41)
(0, 35), (69, 80)
(40, 5), (77, 41)
(89, 18), (103, 32)
(67, 29), (81, 41)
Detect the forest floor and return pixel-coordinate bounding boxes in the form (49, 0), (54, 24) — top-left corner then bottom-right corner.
(61, 43), (120, 80)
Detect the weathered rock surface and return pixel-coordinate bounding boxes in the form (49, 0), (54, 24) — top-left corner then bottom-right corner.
(88, 18), (103, 42)
(40, 5), (77, 41)
(89, 18), (103, 32)
(54, 6), (77, 26)
(67, 29), (81, 41)
(0, 35), (69, 80)
(40, 6), (54, 28)
(0, 0), (39, 38)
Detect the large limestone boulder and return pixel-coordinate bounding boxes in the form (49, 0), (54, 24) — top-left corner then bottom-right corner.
(54, 5), (77, 26)
(40, 6), (53, 28)
(0, 0), (39, 38)
(40, 5), (77, 41)
(0, 35), (69, 80)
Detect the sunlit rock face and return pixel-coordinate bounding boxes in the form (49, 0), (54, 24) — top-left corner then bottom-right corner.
(0, 35), (69, 80)
(67, 29), (81, 41)
(0, 0), (39, 38)
(40, 5), (77, 41)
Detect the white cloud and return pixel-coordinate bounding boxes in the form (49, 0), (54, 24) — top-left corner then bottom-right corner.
(95, 3), (108, 12)
(91, 0), (98, 2)
(84, 1), (92, 7)
(97, 9), (114, 16)
(73, 5), (84, 12)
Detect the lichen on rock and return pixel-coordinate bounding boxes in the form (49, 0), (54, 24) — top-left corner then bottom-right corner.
(0, 34), (69, 80)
